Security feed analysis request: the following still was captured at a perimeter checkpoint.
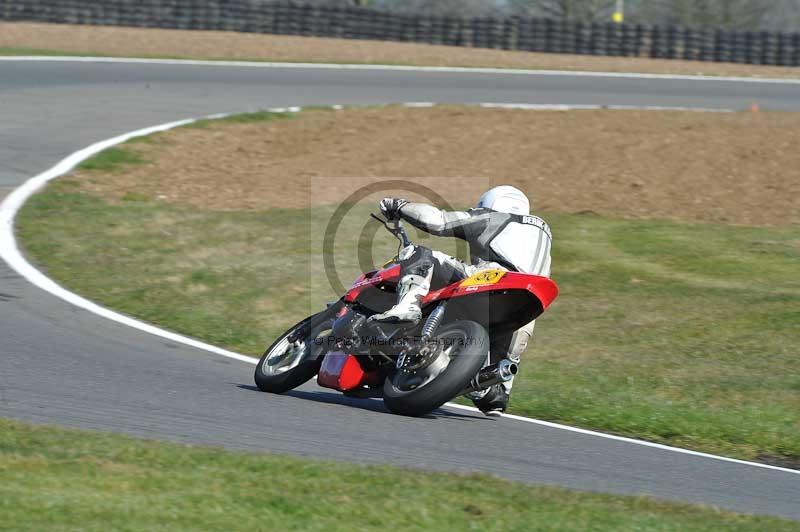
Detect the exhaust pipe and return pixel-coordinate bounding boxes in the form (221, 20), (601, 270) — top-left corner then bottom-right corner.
(460, 359), (518, 396)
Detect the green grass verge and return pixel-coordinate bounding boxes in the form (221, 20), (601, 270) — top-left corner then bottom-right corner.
(2, 418), (796, 531)
(77, 146), (147, 172)
(184, 110), (297, 129)
(16, 173), (800, 464)
(69, 110), (292, 174)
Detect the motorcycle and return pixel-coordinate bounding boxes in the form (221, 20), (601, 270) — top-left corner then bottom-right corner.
(255, 213), (558, 416)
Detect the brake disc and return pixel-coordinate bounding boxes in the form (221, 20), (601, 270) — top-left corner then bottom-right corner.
(397, 341), (442, 372)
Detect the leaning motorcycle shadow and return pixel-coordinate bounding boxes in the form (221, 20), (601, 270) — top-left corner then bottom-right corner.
(236, 384), (482, 420)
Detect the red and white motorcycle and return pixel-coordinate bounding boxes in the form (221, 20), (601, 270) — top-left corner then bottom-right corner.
(255, 213), (558, 416)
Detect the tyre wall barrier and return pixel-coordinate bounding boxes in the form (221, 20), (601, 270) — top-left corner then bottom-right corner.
(2, 0), (798, 67)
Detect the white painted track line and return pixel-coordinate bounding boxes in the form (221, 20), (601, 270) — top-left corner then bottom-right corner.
(1, 92), (797, 477)
(0, 116), (260, 365)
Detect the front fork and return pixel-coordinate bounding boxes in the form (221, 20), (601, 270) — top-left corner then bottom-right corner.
(286, 299), (344, 344)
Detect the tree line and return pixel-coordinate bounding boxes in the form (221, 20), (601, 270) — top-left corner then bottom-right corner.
(296, 0), (800, 32)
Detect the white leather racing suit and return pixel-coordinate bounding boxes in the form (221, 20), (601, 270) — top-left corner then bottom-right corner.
(398, 202), (552, 392)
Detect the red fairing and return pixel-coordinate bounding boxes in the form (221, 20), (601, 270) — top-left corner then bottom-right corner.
(345, 264), (557, 310)
(344, 264), (401, 303)
(422, 272), (559, 310)
(317, 352), (379, 391)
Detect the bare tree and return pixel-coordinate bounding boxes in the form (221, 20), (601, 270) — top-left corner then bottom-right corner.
(280, 0), (369, 6)
(632, 0), (775, 30)
(764, 0), (800, 31)
(508, 0), (619, 22)
(372, 0), (503, 17)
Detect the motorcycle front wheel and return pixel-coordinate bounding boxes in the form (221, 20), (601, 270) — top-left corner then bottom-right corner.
(383, 320), (488, 417)
(254, 314), (334, 394)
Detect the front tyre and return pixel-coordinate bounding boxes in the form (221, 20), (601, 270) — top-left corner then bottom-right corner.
(254, 315), (333, 394)
(383, 320), (488, 417)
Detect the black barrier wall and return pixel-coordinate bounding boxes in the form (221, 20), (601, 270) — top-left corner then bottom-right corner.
(2, 1), (799, 67)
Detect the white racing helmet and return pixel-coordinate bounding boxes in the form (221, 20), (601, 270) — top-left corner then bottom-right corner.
(476, 185), (530, 215)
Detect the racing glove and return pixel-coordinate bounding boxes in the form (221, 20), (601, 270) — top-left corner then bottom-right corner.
(379, 197), (409, 221)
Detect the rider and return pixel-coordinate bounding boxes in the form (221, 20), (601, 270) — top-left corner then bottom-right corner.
(370, 185), (552, 415)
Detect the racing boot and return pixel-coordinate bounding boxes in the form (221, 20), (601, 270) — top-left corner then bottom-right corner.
(369, 273), (430, 325)
(469, 384), (509, 416)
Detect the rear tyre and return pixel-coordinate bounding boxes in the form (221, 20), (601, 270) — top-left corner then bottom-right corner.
(254, 316), (333, 394)
(383, 320), (488, 417)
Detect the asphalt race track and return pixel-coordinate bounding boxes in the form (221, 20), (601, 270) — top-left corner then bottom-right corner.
(1, 59), (799, 520)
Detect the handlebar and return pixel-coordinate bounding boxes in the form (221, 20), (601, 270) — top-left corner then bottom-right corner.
(370, 213), (411, 249)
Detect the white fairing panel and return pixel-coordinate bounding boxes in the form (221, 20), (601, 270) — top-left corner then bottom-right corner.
(489, 221), (552, 275)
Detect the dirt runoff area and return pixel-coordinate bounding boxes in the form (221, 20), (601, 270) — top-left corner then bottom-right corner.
(73, 106), (800, 226)
(3, 21), (800, 79)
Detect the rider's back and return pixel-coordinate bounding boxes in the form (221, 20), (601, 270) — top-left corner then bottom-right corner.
(399, 204), (552, 276)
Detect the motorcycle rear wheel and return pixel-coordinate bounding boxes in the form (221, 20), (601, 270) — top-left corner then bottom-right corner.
(383, 320), (488, 417)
